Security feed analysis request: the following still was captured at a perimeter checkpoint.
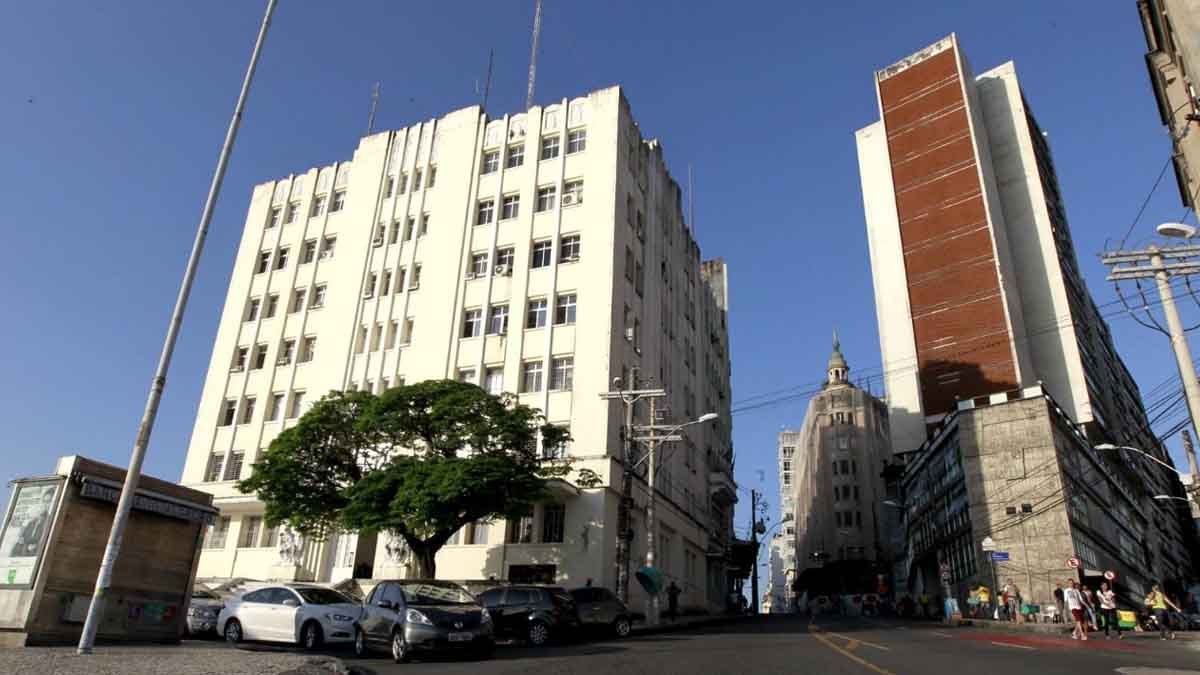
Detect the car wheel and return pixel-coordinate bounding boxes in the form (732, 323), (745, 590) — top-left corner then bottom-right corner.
(354, 628), (369, 657)
(301, 621), (323, 651)
(527, 620), (550, 646)
(391, 629), (408, 664)
(613, 616), (631, 638)
(223, 619), (243, 644)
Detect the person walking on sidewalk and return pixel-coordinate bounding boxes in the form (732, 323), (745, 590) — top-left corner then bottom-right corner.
(1098, 582), (1121, 639)
(1146, 584), (1181, 640)
(1065, 580), (1089, 640)
(1053, 583), (1065, 623)
(1003, 580), (1021, 623)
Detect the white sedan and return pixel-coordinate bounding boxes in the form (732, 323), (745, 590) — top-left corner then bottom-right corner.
(218, 583), (362, 650)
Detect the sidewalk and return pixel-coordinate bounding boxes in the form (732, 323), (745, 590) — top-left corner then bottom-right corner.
(957, 617), (1200, 641)
(0, 642), (349, 675)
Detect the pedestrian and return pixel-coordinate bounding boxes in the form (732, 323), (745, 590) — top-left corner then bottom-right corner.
(1053, 583), (1065, 623)
(1098, 581), (1121, 639)
(666, 581), (681, 621)
(1145, 584), (1181, 640)
(1064, 580), (1089, 641)
(1003, 579), (1021, 623)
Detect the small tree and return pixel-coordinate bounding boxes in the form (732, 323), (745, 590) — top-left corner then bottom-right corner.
(239, 380), (571, 578)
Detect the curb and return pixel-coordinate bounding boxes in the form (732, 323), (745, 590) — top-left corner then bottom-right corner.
(630, 615), (749, 637)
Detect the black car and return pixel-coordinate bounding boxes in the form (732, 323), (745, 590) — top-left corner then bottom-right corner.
(354, 580), (494, 663)
(570, 586), (632, 637)
(476, 585), (580, 646)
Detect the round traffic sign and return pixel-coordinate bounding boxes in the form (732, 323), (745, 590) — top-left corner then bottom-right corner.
(1104, 570), (1116, 581)
(1067, 555), (1080, 569)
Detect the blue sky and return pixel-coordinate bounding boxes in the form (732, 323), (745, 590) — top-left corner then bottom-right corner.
(0, 2), (1194, 539)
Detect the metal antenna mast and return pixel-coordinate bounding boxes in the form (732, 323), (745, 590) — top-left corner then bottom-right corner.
(525, 0), (543, 110)
(482, 48), (495, 111)
(366, 81), (381, 134)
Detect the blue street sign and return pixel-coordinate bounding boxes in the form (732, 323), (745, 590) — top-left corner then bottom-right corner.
(991, 551), (1010, 561)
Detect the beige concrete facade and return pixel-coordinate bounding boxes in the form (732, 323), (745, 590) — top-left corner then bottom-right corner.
(1139, 0), (1200, 210)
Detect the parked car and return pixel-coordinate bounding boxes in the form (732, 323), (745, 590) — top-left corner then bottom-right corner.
(476, 585), (580, 646)
(217, 583), (362, 650)
(570, 586), (632, 637)
(185, 588), (224, 637)
(354, 579), (493, 663)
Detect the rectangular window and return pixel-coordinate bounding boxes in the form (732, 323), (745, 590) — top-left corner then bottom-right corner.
(469, 522), (489, 545)
(540, 135), (560, 160)
(239, 516), (262, 548)
(224, 450), (245, 480)
(509, 514), (534, 544)
(506, 144), (525, 168)
(240, 397), (255, 424)
(380, 270), (391, 296)
(485, 367), (504, 395)
(274, 247), (289, 270)
(320, 235), (336, 259)
(231, 346), (248, 372)
(463, 309), (483, 338)
(559, 235), (580, 262)
(521, 360), (544, 392)
(278, 339), (296, 366)
(299, 336), (316, 363)
(482, 150), (500, 174)
(470, 253), (489, 277)
(265, 294), (279, 318)
(330, 190), (346, 212)
(412, 169), (422, 190)
(369, 323), (382, 351)
(562, 179), (583, 206)
(284, 201), (298, 224)
(219, 399), (237, 427)
(288, 391), (305, 419)
(526, 299), (548, 328)
(494, 247), (514, 270)
(536, 185), (557, 212)
(625, 247), (634, 281)
(542, 504), (565, 543)
(402, 318), (415, 344)
(398, 172), (408, 194)
(252, 343), (268, 370)
(567, 129), (587, 154)
(310, 195), (327, 217)
(386, 320), (398, 349)
(420, 213), (430, 235)
(426, 166), (436, 187)
(267, 206), (281, 229)
(256, 251), (271, 274)
(311, 284), (326, 309)
(267, 393), (285, 421)
(531, 240), (553, 268)
(372, 223), (386, 246)
(244, 298), (261, 322)
(554, 293), (577, 325)
(301, 239), (317, 264)
(364, 272), (377, 299)
(477, 199), (495, 225)
(488, 304), (509, 334)
(550, 357), (574, 391)
(204, 453), (225, 482)
(501, 194), (520, 220)
(395, 267), (406, 292)
(384, 175), (395, 197)
(205, 517), (231, 549)
(290, 288), (306, 313)
(404, 216), (415, 241)
(458, 368), (476, 384)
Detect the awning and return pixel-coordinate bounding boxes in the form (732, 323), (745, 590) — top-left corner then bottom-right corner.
(544, 478), (580, 500)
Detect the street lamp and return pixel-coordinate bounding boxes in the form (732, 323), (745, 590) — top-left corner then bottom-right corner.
(1153, 495), (1195, 503)
(1095, 444), (1194, 486)
(1157, 222), (1198, 239)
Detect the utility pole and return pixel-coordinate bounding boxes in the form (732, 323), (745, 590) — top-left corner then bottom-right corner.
(366, 81), (380, 134)
(750, 489), (760, 615)
(77, 0), (277, 654)
(1182, 430), (1200, 519)
(599, 371), (664, 603)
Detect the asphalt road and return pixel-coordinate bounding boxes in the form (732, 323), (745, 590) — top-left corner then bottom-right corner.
(329, 614), (1200, 675)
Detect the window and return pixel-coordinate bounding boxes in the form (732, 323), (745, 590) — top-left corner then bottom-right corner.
(554, 293), (577, 325)
(290, 288), (306, 313)
(267, 206), (281, 229)
(470, 253), (489, 277)
(540, 135), (560, 160)
(531, 240), (553, 268)
(395, 267), (406, 291)
(278, 339), (295, 365)
(372, 223), (386, 246)
(501, 194), (520, 220)
(256, 251), (271, 274)
(231, 346), (248, 372)
(205, 517), (230, 549)
(274, 247), (289, 270)
(398, 172), (408, 194)
(856, 511), (863, 529)
(559, 235), (580, 262)
(262, 525), (279, 548)
(311, 284), (326, 309)
(426, 166), (436, 187)
(225, 450), (245, 480)
(219, 399), (237, 427)
(330, 190), (346, 212)
(509, 514), (534, 543)
(494, 247), (514, 271)
(420, 213), (430, 235)
(380, 270), (391, 295)
(485, 367), (503, 395)
(458, 368), (477, 384)
(300, 336), (316, 363)
(625, 247), (634, 281)
(488, 304), (509, 334)
(310, 195), (326, 217)
(301, 239), (317, 264)
(521, 360), (544, 392)
(567, 129), (586, 154)
(482, 150), (500, 174)
(542, 504), (565, 543)
(320, 235), (336, 259)
(412, 169), (422, 190)
(853, 485), (860, 501)
(550, 357), (574, 391)
(284, 201), (299, 224)
(506, 144), (524, 168)
(384, 175), (395, 197)
(526, 299), (548, 328)
(239, 516), (262, 548)
(244, 298), (261, 322)
(475, 199), (495, 226)
(240, 397), (255, 424)
(265, 294), (279, 318)
(385, 320), (398, 349)
(411, 265), (422, 289)
(400, 216), (413, 241)
(402, 318), (415, 343)
(369, 322), (382, 351)
(635, 261), (644, 295)
(267, 393), (284, 421)
(364, 272), (377, 299)
(388, 219), (400, 244)
(469, 521), (489, 545)
(563, 180), (583, 206)
(251, 343), (268, 370)
(463, 309), (483, 338)
(288, 391), (305, 419)
(203, 453), (225, 482)
(536, 185), (557, 212)
(782, 446), (795, 458)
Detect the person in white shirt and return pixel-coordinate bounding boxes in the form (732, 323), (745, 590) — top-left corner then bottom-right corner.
(1098, 582), (1121, 639)
(1064, 579), (1089, 640)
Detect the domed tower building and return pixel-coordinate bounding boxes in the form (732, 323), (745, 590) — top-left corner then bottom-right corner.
(784, 334), (893, 605)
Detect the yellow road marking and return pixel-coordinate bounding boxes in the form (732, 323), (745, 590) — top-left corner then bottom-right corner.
(846, 639), (861, 651)
(826, 632), (891, 651)
(811, 631), (898, 675)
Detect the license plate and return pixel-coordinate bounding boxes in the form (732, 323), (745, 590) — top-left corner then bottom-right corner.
(448, 632), (472, 642)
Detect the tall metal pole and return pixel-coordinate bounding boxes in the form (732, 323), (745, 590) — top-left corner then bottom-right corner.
(77, 0), (277, 654)
(750, 489), (760, 615)
(1151, 249), (1200, 445)
(644, 397), (660, 626)
(525, 0), (543, 110)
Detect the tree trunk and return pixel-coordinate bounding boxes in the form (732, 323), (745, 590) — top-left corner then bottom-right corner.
(412, 543), (438, 579)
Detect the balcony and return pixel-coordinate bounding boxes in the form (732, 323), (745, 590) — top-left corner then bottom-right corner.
(709, 470), (736, 506)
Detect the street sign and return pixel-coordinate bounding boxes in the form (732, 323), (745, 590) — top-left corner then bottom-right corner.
(981, 536), (996, 552)
(991, 551), (1010, 562)
(1104, 570), (1117, 581)
(1067, 555), (1080, 569)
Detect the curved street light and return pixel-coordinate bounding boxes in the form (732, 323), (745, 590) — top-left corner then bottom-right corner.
(1094, 444), (1192, 483)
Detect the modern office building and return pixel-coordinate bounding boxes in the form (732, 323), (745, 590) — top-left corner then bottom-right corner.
(1138, 0), (1200, 211)
(179, 86), (737, 612)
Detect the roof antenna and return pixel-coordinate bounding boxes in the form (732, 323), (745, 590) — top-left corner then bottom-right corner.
(481, 48), (495, 111)
(366, 81), (381, 134)
(525, 0), (543, 110)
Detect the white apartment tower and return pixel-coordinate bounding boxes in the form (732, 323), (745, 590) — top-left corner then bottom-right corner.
(180, 86), (736, 612)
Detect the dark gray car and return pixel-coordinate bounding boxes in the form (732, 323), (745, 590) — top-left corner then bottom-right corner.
(354, 580), (494, 663)
(570, 587), (632, 637)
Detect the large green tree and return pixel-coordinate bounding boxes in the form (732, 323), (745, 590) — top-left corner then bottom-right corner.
(239, 380), (582, 577)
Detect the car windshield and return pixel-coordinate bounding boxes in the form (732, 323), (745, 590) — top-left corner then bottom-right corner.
(294, 588), (355, 605)
(399, 582), (475, 606)
(192, 589), (219, 600)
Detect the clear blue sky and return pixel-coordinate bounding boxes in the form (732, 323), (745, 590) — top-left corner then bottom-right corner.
(1, 2), (1194, 537)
